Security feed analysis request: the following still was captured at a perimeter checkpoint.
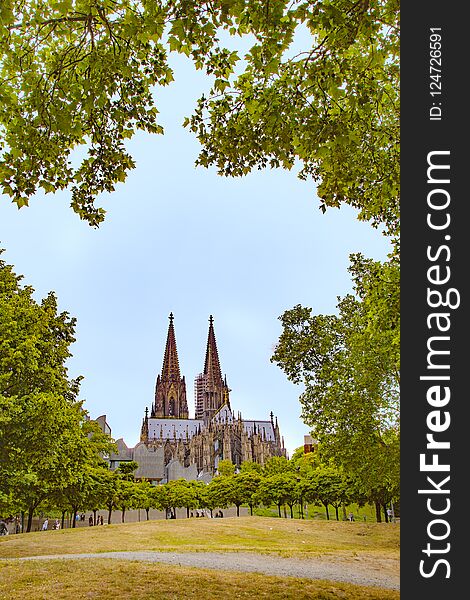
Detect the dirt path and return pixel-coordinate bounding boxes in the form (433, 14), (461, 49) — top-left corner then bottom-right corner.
(4, 551), (399, 590)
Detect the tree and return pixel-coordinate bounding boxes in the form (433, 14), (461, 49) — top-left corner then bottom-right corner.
(0, 1), (399, 234)
(206, 476), (232, 515)
(308, 466), (351, 521)
(263, 456), (292, 475)
(197, 482), (219, 518)
(272, 254), (400, 514)
(212, 474), (250, 517)
(83, 463), (116, 525)
(236, 470), (262, 515)
(116, 461), (139, 481)
(115, 479), (138, 523)
(115, 461), (139, 522)
(164, 479), (198, 519)
(255, 473), (298, 518)
(217, 459), (235, 477)
(135, 480), (158, 521)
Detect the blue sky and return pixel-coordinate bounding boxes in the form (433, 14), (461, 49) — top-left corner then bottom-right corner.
(0, 53), (391, 458)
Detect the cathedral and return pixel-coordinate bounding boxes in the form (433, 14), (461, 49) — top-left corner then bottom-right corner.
(136, 313), (286, 480)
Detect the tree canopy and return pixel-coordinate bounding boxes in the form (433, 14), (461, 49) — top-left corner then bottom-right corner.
(0, 0), (399, 234)
(271, 253), (399, 498)
(0, 250), (115, 530)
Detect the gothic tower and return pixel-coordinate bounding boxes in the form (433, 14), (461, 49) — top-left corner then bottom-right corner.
(152, 313), (188, 419)
(195, 315), (230, 424)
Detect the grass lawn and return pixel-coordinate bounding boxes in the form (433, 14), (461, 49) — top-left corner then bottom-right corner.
(0, 559), (399, 600)
(254, 502), (382, 522)
(0, 517), (399, 599)
(0, 516), (399, 560)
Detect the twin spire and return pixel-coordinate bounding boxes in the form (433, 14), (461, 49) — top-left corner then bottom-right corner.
(153, 313), (228, 422)
(161, 313), (221, 382)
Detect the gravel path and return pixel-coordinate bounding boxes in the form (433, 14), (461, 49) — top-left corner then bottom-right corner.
(5, 551), (399, 590)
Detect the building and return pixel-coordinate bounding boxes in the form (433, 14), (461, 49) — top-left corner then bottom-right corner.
(135, 313), (286, 481)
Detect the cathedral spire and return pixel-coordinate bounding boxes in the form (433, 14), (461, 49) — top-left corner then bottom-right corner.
(154, 313), (188, 419)
(204, 315), (222, 382)
(161, 312), (181, 380)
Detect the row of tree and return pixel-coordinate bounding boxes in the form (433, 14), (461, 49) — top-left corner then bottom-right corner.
(3, 447), (399, 531)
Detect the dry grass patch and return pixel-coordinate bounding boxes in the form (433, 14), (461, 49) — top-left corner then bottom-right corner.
(0, 516), (399, 560)
(0, 559), (399, 600)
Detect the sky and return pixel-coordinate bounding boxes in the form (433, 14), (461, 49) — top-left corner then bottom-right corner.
(0, 53), (391, 458)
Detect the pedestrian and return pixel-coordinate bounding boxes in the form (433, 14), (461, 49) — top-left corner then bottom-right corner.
(41, 518), (49, 531)
(88, 515), (93, 526)
(0, 520), (8, 536)
(100, 515), (104, 525)
(387, 508), (393, 522)
(348, 512), (354, 522)
(53, 519), (60, 530)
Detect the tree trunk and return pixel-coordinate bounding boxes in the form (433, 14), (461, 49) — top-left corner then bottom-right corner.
(93, 509), (97, 526)
(342, 504), (347, 521)
(250, 504), (253, 516)
(283, 505), (287, 518)
(236, 505), (240, 517)
(187, 507), (190, 519)
(72, 508), (78, 528)
(61, 510), (66, 530)
(121, 507), (126, 523)
(107, 504), (113, 525)
(324, 503), (330, 520)
(299, 499), (304, 519)
(278, 504), (281, 518)
(289, 504), (294, 519)
(375, 502), (382, 523)
(210, 509), (213, 518)
(146, 508), (150, 520)
(26, 507), (34, 533)
(335, 506), (339, 521)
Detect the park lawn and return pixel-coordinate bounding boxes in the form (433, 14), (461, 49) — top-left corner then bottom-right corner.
(0, 559), (399, 600)
(0, 516), (399, 560)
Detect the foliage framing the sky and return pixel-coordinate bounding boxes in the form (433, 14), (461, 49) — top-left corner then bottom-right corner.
(0, 0), (399, 234)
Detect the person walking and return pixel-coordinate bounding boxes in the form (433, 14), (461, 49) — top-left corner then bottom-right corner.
(0, 520), (8, 536)
(41, 518), (49, 531)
